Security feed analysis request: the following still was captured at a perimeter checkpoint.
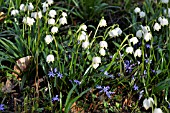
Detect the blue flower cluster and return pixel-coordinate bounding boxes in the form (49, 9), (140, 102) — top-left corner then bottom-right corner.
(52, 95), (59, 102)
(69, 79), (81, 85)
(0, 104), (4, 111)
(48, 68), (63, 79)
(124, 60), (135, 73)
(96, 85), (115, 99)
(133, 84), (139, 90)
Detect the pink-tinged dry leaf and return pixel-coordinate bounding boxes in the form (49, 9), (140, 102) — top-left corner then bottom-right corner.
(1, 79), (16, 93)
(12, 56), (33, 80)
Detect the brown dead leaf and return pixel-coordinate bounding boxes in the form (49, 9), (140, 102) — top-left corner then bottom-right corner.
(1, 79), (16, 93)
(70, 102), (84, 113)
(0, 12), (6, 22)
(12, 56), (33, 80)
(62, 102), (84, 113)
(123, 98), (132, 107)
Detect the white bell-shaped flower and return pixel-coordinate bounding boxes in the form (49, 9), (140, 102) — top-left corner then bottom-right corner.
(82, 41), (89, 49)
(49, 10), (56, 18)
(139, 11), (146, 18)
(99, 41), (108, 49)
(48, 18), (55, 25)
(143, 97), (154, 110)
(51, 26), (58, 34)
(46, 54), (54, 63)
(45, 35), (53, 44)
(130, 37), (139, 45)
(28, 3), (34, 11)
(144, 32), (152, 42)
(99, 48), (106, 56)
(134, 48), (142, 57)
(126, 47), (134, 54)
(134, 7), (141, 13)
(59, 17), (67, 25)
(153, 108), (163, 113)
(153, 23), (161, 31)
(136, 30), (143, 38)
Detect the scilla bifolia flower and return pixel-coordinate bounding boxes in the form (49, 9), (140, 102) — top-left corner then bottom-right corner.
(143, 97), (154, 110)
(46, 54), (54, 63)
(0, 104), (4, 111)
(52, 95), (59, 102)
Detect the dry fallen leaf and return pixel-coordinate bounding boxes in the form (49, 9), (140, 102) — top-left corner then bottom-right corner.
(62, 102), (84, 113)
(12, 56), (33, 80)
(1, 79), (16, 93)
(0, 12), (6, 22)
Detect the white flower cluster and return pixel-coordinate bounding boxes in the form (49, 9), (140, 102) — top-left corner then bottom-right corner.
(158, 16), (168, 26)
(134, 7), (146, 18)
(59, 12), (67, 25)
(99, 41), (108, 56)
(31, 11), (42, 19)
(143, 97), (163, 113)
(77, 24), (90, 49)
(109, 27), (122, 38)
(126, 25), (152, 57)
(11, 2), (34, 17)
(42, 0), (54, 12)
(153, 16), (168, 32)
(45, 8), (67, 44)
